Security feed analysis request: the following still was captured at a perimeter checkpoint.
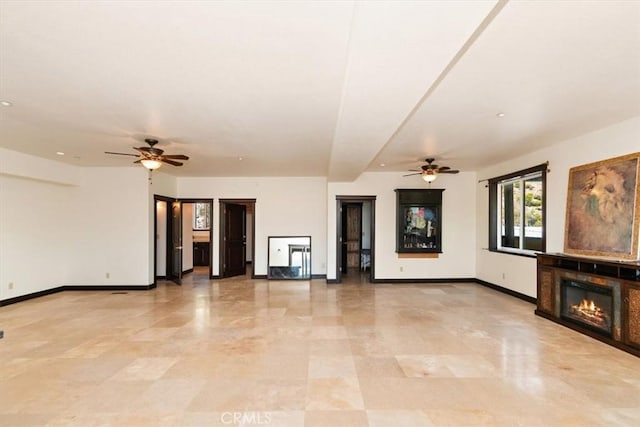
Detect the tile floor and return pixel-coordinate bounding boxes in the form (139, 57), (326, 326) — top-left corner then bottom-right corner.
(1, 269), (639, 426)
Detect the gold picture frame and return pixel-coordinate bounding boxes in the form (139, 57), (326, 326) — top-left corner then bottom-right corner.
(564, 152), (640, 260)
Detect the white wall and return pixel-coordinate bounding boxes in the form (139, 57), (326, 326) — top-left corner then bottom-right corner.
(0, 147), (79, 186)
(0, 150), (154, 298)
(68, 167), (151, 286)
(182, 203), (194, 271)
(327, 171), (477, 280)
(0, 175), (74, 299)
(476, 116), (640, 297)
(177, 177), (327, 277)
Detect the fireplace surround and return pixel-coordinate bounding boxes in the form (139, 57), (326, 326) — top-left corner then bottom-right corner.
(537, 253), (640, 357)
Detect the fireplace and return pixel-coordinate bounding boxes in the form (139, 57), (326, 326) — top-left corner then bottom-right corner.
(561, 279), (613, 337)
(537, 253), (640, 357)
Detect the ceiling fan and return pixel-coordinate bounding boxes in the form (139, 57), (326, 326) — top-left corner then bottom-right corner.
(404, 158), (459, 183)
(105, 138), (189, 170)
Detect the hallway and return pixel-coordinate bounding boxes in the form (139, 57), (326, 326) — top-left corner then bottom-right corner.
(1, 277), (639, 426)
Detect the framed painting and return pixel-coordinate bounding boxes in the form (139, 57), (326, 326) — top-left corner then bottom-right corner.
(564, 152), (640, 260)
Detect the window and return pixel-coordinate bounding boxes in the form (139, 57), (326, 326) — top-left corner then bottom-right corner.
(193, 202), (211, 230)
(489, 163), (547, 255)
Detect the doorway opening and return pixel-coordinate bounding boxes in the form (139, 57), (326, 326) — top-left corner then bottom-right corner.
(336, 196), (376, 284)
(154, 196), (213, 286)
(219, 199), (256, 279)
(154, 195), (183, 285)
(180, 198), (214, 280)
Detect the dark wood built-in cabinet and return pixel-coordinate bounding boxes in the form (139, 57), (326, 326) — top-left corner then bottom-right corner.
(395, 189), (443, 253)
(193, 242), (210, 266)
(536, 253), (640, 357)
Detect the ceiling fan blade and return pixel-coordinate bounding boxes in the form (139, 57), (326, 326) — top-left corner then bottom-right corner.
(133, 159), (141, 164)
(408, 169), (421, 172)
(439, 170), (460, 174)
(403, 173), (422, 177)
(105, 151), (139, 157)
(161, 158), (184, 166)
(438, 166), (450, 171)
(162, 154), (189, 160)
(134, 146), (152, 153)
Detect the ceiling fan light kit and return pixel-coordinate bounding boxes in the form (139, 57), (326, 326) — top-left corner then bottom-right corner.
(140, 159), (163, 170)
(422, 170), (437, 182)
(404, 157), (459, 183)
(105, 137), (189, 170)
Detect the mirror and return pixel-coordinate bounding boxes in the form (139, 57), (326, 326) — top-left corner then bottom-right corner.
(268, 236), (311, 279)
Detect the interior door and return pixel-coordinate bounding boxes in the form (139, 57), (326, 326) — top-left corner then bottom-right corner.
(346, 204), (362, 268)
(224, 203), (246, 277)
(170, 201), (183, 285)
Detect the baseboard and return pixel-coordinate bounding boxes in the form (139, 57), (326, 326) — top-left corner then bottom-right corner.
(210, 274), (222, 279)
(64, 284), (157, 291)
(1, 277), (536, 308)
(0, 286), (65, 306)
(155, 275), (167, 280)
(246, 261), (253, 265)
(182, 268), (194, 275)
(475, 279), (536, 304)
(372, 277), (475, 284)
(1, 284), (157, 307)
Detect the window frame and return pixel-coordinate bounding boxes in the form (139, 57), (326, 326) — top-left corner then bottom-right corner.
(488, 163), (547, 257)
(193, 202), (211, 230)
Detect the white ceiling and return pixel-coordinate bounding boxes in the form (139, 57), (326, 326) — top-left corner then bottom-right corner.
(1, 1), (639, 180)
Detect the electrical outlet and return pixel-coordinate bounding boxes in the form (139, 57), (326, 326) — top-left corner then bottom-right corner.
(400, 266), (404, 272)
(502, 273), (506, 280)
(8, 282), (13, 290)
(105, 272), (110, 279)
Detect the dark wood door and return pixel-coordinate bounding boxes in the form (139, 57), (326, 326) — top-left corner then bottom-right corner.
(346, 205), (362, 268)
(170, 201), (182, 285)
(224, 203), (246, 277)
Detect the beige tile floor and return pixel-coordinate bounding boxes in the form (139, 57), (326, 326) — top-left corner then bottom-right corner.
(1, 268), (640, 426)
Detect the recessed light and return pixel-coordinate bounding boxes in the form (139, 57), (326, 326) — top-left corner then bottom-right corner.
(497, 112), (505, 118)
(56, 152), (65, 156)
(238, 157), (243, 161)
(0, 100), (12, 107)
(379, 163), (386, 167)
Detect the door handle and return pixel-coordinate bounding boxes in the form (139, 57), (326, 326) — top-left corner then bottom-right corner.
(175, 246), (183, 250)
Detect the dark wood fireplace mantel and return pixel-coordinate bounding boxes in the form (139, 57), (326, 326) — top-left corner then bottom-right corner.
(536, 253), (640, 357)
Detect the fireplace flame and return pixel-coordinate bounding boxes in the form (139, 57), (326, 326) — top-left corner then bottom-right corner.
(569, 298), (608, 328)
(578, 299), (597, 312)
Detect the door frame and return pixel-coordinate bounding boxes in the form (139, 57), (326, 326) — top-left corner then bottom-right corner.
(154, 196), (214, 284)
(180, 198), (214, 279)
(219, 199), (256, 279)
(335, 196), (376, 284)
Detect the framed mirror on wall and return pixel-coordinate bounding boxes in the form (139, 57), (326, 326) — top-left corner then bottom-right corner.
(268, 236), (311, 279)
